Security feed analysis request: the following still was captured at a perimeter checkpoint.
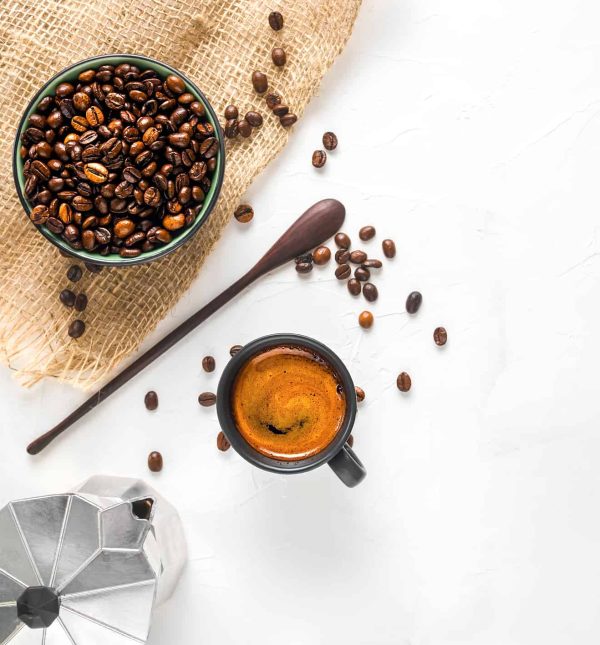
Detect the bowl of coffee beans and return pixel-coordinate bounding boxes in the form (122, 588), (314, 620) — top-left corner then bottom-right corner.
(13, 54), (225, 266)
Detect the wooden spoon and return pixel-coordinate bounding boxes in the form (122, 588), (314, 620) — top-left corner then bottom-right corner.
(27, 198), (345, 454)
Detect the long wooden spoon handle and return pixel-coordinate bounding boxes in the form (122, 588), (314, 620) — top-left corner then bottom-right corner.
(27, 198), (345, 455)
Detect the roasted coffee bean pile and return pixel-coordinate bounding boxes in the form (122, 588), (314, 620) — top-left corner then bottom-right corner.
(222, 104), (264, 140)
(20, 63), (219, 259)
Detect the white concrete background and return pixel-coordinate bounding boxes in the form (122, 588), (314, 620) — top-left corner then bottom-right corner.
(2, 0), (600, 642)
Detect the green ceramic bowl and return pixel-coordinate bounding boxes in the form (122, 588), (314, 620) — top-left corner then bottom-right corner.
(13, 54), (225, 267)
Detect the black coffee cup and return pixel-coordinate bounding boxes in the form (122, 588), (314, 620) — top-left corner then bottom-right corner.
(216, 334), (367, 487)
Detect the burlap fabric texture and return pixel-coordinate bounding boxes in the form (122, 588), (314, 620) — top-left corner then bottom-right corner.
(0, 0), (361, 390)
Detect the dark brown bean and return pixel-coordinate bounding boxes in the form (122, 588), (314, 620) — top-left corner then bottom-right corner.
(234, 204), (254, 223)
(335, 264), (351, 280)
(144, 391), (159, 411)
(335, 232), (351, 249)
(217, 431), (231, 452)
(433, 327), (448, 346)
(323, 131), (338, 151)
(224, 119), (239, 138)
(224, 105), (239, 120)
(406, 291), (422, 314)
(362, 259), (383, 269)
(85, 262), (103, 273)
(265, 93), (282, 109)
(279, 113), (297, 127)
(198, 392), (217, 407)
(245, 111), (263, 127)
(349, 250), (367, 264)
(67, 265), (82, 282)
(68, 319), (85, 339)
(268, 10), (284, 30)
(148, 451), (163, 472)
(347, 278), (361, 296)
(359, 311), (374, 329)
(382, 239), (396, 258)
(59, 289), (76, 307)
(272, 47), (287, 66)
(202, 356), (216, 372)
(355, 386), (365, 402)
(296, 262), (313, 274)
(272, 104), (289, 117)
(312, 150), (327, 168)
(230, 344), (243, 356)
(354, 267), (370, 281)
(165, 74), (186, 94)
(312, 246), (331, 265)
(252, 71), (268, 94)
(237, 119), (252, 138)
(359, 225), (375, 241)
(363, 282), (378, 302)
(397, 372), (412, 392)
(335, 249), (350, 264)
(74, 293), (88, 312)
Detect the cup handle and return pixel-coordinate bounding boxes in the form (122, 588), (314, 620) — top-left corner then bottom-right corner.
(328, 443), (367, 487)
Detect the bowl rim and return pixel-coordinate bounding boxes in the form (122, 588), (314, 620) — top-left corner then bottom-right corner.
(12, 53), (225, 267)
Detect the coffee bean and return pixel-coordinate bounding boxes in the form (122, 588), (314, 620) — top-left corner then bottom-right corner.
(268, 10), (284, 30)
(350, 250), (367, 264)
(114, 219), (135, 238)
(148, 451), (163, 472)
(272, 47), (287, 66)
(362, 259), (382, 269)
(59, 289), (76, 307)
(335, 232), (351, 249)
(279, 113), (297, 127)
(347, 278), (361, 296)
(224, 105), (239, 120)
(245, 111), (263, 127)
(67, 265), (82, 282)
(217, 431), (231, 452)
(335, 264), (351, 280)
(224, 119), (239, 138)
(230, 344), (243, 356)
(85, 106), (104, 127)
(363, 282), (378, 302)
(29, 204), (49, 225)
(312, 246), (331, 265)
(359, 311), (374, 328)
(355, 267), (370, 281)
(382, 239), (396, 258)
(322, 131), (338, 150)
(144, 390), (159, 411)
(359, 225), (375, 241)
(234, 204), (253, 223)
(84, 162), (108, 184)
(272, 104), (289, 117)
(202, 355), (216, 372)
(265, 93), (282, 109)
(68, 319), (85, 338)
(335, 249), (350, 264)
(406, 291), (422, 314)
(237, 119), (252, 138)
(397, 372), (412, 392)
(46, 216), (64, 234)
(355, 386), (365, 402)
(74, 293), (88, 312)
(198, 391), (217, 407)
(165, 74), (186, 94)
(296, 261), (313, 274)
(252, 71), (268, 94)
(85, 262), (103, 273)
(312, 150), (327, 168)
(433, 327), (447, 346)
(347, 435), (354, 448)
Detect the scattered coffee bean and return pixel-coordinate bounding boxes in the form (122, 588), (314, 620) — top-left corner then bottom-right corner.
(347, 278), (361, 296)
(21, 63), (219, 258)
(382, 239), (396, 258)
(230, 344), (243, 356)
(224, 119), (239, 138)
(406, 291), (422, 314)
(349, 250), (367, 264)
(334, 232), (350, 249)
(84, 262), (103, 273)
(335, 249), (350, 264)
(322, 131), (338, 151)
(268, 10), (284, 30)
(234, 204), (254, 223)
(355, 266), (370, 281)
(252, 71), (268, 94)
(148, 451), (163, 472)
(347, 434), (354, 448)
(224, 104), (239, 120)
(217, 431), (231, 452)
(355, 386), (365, 402)
(198, 391), (217, 406)
(335, 264), (351, 280)
(359, 225), (375, 241)
(245, 111), (263, 127)
(312, 246), (331, 265)
(363, 282), (378, 302)
(68, 319), (85, 339)
(362, 259), (382, 269)
(296, 261), (313, 274)
(59, 289), (76, 307)
(67, 265), (82, 282)
(312, 150), (327, 168)
(433, 327), (448, 346)
(237, 119), (252, 138)
(265, 92), (282, 109)
(74, 293), (88, 312)
(279, 113), (297, 127)
(397, 372), (412, 392)
(359, 311), (374, 328)
(295, 252), (313, 264)
(272, 47), (287, 66)
(202, 355), (216, 372)
(144, 390), (159, 410)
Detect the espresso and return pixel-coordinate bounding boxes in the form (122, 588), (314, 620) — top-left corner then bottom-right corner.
(231, 345), (346, 461)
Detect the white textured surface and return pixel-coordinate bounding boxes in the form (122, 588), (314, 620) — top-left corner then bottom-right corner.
(2, 0), (600, 642)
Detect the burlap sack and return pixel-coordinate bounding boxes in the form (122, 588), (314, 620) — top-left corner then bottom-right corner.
(0, 0), (361, 389)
